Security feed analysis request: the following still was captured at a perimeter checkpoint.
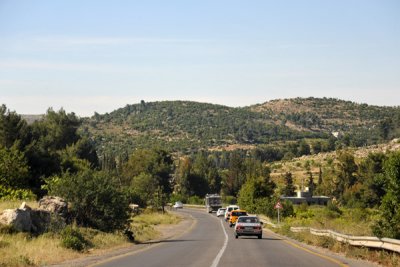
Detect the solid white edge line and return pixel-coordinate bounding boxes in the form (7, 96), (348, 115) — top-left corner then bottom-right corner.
(210, 219), (229, 267)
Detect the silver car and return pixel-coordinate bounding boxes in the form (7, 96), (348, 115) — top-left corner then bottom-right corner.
(216, 208), (226, 217)
(234, 216), (263, 239)
(173, 201), (183, 209)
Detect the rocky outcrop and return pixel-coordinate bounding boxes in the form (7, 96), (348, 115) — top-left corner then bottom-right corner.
(0, 197), (68, 233)
(0, 206), (32, 232)
(38, 196), (68, 218)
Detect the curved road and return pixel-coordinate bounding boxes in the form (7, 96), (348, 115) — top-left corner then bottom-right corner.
(93, 209), (377, 267)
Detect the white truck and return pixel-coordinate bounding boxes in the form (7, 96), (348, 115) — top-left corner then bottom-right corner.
(205, 194), (222, 213)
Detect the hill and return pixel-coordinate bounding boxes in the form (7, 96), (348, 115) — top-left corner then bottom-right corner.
(249, 97), (400, 146)
(81, 98), (400, 157)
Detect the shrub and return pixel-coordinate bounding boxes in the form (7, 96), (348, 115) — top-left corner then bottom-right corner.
(46, 169), (130, 232)
(327, 201), (343, 215)
(187, 195), (203, 205)
(60, 226), (89, 251)
(0, 185), (36, 200)
(281, 200), (295, 218)
(169, 193), (187, 204)
(222, 195), (237, 205)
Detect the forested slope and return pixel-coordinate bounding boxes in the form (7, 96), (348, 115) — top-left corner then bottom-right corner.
(82, 98), (400, 157)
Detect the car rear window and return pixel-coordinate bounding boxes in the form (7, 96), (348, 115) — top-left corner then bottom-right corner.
(238, 217), (259, 223)
(232, 211), (247, 216)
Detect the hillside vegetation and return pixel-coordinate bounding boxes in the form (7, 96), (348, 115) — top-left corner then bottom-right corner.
(2, 99), (400, 267)
(82, 98), (400, 158)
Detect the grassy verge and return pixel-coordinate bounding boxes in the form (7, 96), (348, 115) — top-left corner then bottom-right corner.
(130, 211), (182, 243)
(273, 226), (400, 267)
(0, 201), (181, 266)
(265, 204), (400, 266)
(0, 228), (129, 266)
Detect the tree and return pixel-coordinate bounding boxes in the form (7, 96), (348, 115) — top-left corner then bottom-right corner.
(0, 144), (30, 189)
(30, 108), (80, 151)
(24, 108), (83, 195)
(356, 153), (386, 207)
(222, 151), (245, 196)
(373, 151), (400, 238)
(282, 172), (296, 196)
(0, 104), (29, 149)
(47, 169), (130, 232)
(237, 164), (275, 214)
(335, 150), (357, 199)
(379, 118), (393, 141)
(305, 161), (315, 195)
(297, 139), (311, 156)
(123, 148), (173, 211)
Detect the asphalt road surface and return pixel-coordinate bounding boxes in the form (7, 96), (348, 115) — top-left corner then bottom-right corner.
(93, 209), (378, 267)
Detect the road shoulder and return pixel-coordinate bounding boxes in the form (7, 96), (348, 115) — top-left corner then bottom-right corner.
(48, 211), (195, 267)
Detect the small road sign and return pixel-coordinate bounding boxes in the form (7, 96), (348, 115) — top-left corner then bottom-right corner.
(274, 201), (283, 209)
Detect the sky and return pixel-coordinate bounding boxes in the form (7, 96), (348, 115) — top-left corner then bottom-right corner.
(0, 0), (399, 117)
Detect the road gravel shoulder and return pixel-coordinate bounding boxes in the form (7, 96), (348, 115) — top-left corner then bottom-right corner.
(48, 211), (195, 267)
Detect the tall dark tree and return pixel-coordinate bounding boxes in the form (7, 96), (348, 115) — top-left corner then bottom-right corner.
(282, 172), (296, 196)
(379, 118), (393, 141)
(335, 150), (357, 199)
(222, 151), (245, 196)
(0, 104), (29, 149)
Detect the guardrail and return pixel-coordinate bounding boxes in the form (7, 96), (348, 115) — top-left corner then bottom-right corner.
(289, 227), (400, 253)
(257, 216), (400, 254)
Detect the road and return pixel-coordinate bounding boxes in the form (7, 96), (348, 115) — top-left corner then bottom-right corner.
(93, 209), (377, 267)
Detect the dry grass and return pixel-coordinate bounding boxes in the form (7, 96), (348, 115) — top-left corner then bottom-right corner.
(0, 200), (181, 267)
(281, 231), (400, 267)
(0, 200), (38, 212)
(0, 229), (130, 267)
(130, 211), (181, 243)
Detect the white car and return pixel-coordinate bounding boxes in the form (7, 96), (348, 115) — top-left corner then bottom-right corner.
(234, 216), (263, 239)
(173, 201), (183, 209)
(224, 205), (239, 221)
(216, 208), (226, 217)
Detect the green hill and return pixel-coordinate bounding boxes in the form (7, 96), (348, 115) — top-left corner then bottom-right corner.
(81, 98), (400, 156)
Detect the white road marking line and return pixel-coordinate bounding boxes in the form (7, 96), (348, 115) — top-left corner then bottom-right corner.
(210, 219), (228, 267)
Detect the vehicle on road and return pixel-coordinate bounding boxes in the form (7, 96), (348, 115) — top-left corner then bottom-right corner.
(173, 201), (183, 209)
(229, 209), (248, 227)
(216, 208), (226, 217)
(234, 216), (263, 239)
(205, 194), (222, 213)
(224, 205), (239, 222)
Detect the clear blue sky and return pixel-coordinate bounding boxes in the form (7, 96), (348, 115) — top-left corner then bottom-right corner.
(0, 0), (399, 116)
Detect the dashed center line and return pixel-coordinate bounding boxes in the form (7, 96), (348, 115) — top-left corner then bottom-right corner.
(210, 219), (228, 267)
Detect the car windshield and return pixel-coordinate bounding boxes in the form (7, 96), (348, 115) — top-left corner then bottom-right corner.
(232, 212), (247, 216)
(238, 217), (259, 223)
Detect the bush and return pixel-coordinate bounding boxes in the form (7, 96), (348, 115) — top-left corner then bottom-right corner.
(169, 193), (187, 204)
(281, 200), (295, 218)
(0, 185), (36, 200)
(46, 169), (130, 232)
(187, 196), (203, 205)
(222, 195), (237, 205)
(60, 226), (89, 251)
(327, 201), (343, 215)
